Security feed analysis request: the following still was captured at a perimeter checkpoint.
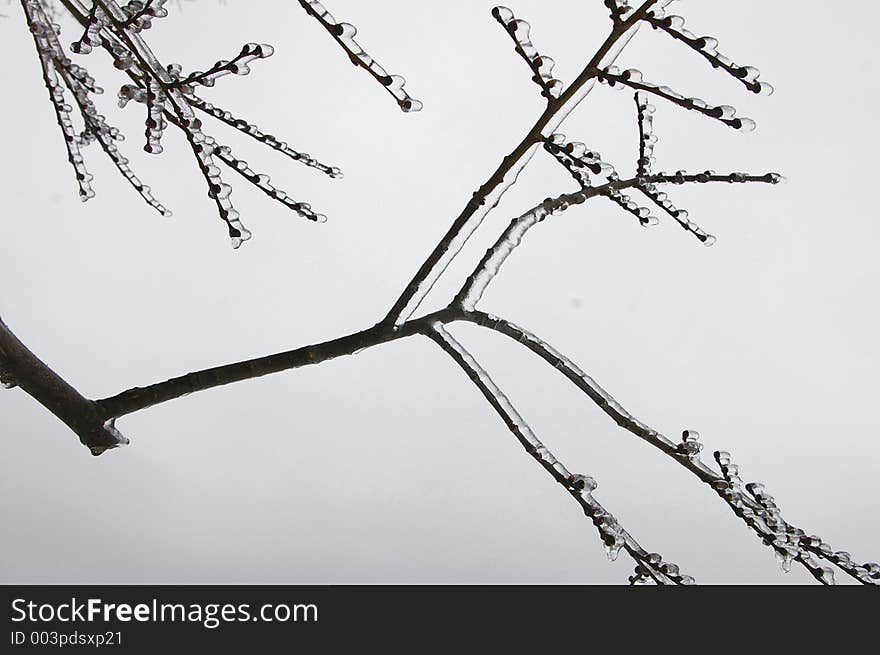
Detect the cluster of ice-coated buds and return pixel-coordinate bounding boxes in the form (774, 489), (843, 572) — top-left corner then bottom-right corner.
(544, 134), (657, 227)
(711, 451), (842, 584)
(23, 0), (342, 248)
(120, 0), (169, 33)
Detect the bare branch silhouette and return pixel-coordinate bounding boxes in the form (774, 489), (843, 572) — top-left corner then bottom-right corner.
(3, 1), (876, 584)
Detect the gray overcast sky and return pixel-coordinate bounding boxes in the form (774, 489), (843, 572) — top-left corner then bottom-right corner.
(1, 1), (878, 584)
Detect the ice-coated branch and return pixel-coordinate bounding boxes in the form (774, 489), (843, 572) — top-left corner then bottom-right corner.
(61, 62), (171, 214)
(491, 6), (564, 101)
(296, 0), (422, 112)
(185, 95), (342, 179)
(635, 92), (655, 176)
(543, 137), (656, 227)
(46, 0), (341, 246)
(714, 451), (879, 585)
(455, 171), (781, 310)
(384, 1), (666, 327)
(212, 141), (326, 223)
(596, 66), (757, 131)
(426, 322), (693, 584)
(12, 1), (874, 586)
(643, 5), (774, 96)
(170, 42), (275, 90)
(22, 0), (95, 201)
(461, 311), (879, 584)
(120, 0), (167, 33)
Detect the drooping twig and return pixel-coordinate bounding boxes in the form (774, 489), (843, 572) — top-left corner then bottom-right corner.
(296, 0), (422, 112)
(44, 0), (341, 245)
(427, 322), (693, 584)
(461, 311), (878, 585)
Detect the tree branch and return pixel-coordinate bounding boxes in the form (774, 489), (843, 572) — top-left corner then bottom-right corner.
(0, 317), (126, 455)
(382, 1), (666, 328)
(455, 172), (781, 310)
(461, 310), (878, 584)
(426, 321), (692, 584)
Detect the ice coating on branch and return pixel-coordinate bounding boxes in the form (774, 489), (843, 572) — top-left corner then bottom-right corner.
(144, 78), (166, 154)
(492, 6), (564, 100)
(87, 417), (130, 456)
(465, 312), (879, 584)
(22, 0), (342, 245)
(635, 92), (656, 176)
(678, 430), (703, 459)
(431, 323), (691, 584)
(121, 0), (169, 33)
(429, 323), (570, 481)
(544, 134), (657, 227)
(387, 2), (655, 326)
(597, 67), (756, 130)
(297, 0), (422, 112)
(708, 450), (876, 585)
(172, 43), (276, 90)
(638, 183), (714, 245)
(645, 8), (774, 96)
(213, 144), (327, 223)
(457, 208), (547, 310)
(70, 2), (110, 55)
(604, 0), (636, 23)
(23, 2), (96, 202)
(186, 96), (342, 178)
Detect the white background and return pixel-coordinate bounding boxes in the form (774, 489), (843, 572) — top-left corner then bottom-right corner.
(1, 0), (877, 583)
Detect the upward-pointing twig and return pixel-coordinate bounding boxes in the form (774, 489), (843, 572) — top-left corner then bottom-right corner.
(491, 6), (564, 101)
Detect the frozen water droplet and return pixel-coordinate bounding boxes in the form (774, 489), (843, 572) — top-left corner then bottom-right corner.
(569, 474), (597, 492)
(604, 542), (622, 561)
(775, 549), (794, 573)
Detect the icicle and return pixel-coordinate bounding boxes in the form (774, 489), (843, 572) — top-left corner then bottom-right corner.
(143, 79), (166, 154)
(635, 92), (656, 176)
